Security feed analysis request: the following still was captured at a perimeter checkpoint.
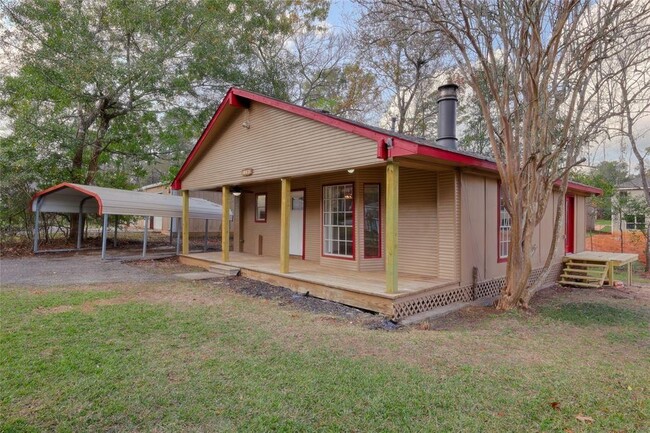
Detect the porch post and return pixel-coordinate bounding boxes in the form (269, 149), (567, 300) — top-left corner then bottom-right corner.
(222, 186), (230, 262)
(386, 162), (399, 293)
(280, 178), (291, 273)
(175, 217), (181, 255)
(182, 190), (190, 255)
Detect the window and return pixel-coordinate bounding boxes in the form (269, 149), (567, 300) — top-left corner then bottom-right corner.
(255, 193), (267, 222)
(323, 184), (354, 258)
(498, 185), (511, 261)
(625, 213), (646, 231)
(363, 184), (381, 258)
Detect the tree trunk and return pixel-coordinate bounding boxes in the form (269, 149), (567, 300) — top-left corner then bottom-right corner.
(497, 211), (534, 309)
(645, 224), (650, 272)
(646, 226), (650, 273)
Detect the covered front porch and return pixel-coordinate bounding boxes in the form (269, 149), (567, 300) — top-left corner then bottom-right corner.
(179, 251), (460, 316)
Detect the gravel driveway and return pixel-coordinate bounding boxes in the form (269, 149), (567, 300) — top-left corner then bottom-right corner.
(1, 254), (171, 287)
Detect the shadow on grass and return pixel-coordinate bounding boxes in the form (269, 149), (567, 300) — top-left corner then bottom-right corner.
(540, 302), (647, 327)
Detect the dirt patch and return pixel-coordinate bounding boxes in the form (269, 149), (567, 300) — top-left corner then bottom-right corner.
(585, 232), (647, 264)
(33, 305), (74, 315)
(207, 276), (392, 329)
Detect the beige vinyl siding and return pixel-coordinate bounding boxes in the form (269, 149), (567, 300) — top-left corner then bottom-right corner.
(241, 183), (282, 258)
(397, 168), (438, 276)
(460, 174), (487, 283)
(181, 102), (381, 190)
(437, 171), (460, 280)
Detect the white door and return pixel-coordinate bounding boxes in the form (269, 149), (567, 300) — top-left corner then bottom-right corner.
(153, 216), (163, 230)
(290, 190), (304, 256)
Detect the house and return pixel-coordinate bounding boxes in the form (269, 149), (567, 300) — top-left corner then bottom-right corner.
(611, 174), (649, 232)
(170, 85), (600, 319)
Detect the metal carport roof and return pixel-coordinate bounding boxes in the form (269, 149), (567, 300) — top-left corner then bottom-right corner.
(31, 182), (225, 219)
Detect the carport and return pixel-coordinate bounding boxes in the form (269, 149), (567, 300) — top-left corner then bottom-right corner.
(30, 183), (226, 259)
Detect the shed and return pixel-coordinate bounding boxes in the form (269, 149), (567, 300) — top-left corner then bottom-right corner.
(31, 183), (226, 258)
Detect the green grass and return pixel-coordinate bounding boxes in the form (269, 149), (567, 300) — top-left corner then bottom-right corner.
(594, 219), (612, 234)
(1, 282), (649, 432)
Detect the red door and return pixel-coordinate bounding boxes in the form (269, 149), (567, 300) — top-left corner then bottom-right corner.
(565, 196), (575, 254)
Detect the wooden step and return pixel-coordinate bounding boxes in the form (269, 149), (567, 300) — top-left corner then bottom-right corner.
(564, 267), (607, 273)
(558, 280), (603, 288)
(208, 264), (241, 277)
(564, 262), (607, 268)
(560, 274), (602, 281)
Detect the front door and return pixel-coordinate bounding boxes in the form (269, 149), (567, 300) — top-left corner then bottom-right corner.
(565, 196), (575, 254)
(290, 190), (305, 257)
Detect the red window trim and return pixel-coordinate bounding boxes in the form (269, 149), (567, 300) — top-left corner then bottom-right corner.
(255, 192), (267, 223)
(497, 182), (510, 263)
(321, 182), (356, 261)
(363, 183), (382, 259)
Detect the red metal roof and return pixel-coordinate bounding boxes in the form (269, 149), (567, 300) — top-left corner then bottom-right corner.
(171, 88), (601, 196)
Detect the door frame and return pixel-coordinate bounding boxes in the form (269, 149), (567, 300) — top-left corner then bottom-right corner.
(565, 195), (575, 254)
(291, 188), (306, 260)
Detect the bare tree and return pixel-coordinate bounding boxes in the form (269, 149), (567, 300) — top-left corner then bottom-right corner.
(386, 0), (650, 308)
(604, 13), (650, 271)
(355, 1), (449, 135)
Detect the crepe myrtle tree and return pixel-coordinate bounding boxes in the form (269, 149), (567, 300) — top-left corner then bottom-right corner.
(385, 0), (650, 309)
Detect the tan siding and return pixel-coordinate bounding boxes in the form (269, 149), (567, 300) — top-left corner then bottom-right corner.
(485, 178), (507, 279)
(460, 173), (487, 284)
(398, 168), (438, 276)
(437, 171), (460, 280)
(241, 183), (281, 258)
(182, 102), (380, 190)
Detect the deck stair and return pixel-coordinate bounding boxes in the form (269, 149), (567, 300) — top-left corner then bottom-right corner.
(559, 259), (608, 288)
(208, 264), (241, 277)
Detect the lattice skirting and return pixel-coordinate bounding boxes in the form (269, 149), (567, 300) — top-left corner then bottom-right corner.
(392, 261), (564, 320)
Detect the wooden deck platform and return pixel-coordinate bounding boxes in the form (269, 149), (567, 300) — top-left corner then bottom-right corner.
(562, 251), (639, 287)
(179, 252), (459, 317)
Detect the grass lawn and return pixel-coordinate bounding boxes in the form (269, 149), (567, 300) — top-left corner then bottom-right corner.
(594, 219), (612, 234)
(1, 278), (649, 432)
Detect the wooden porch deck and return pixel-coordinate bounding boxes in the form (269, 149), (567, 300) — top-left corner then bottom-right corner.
(562, 251), (639, 287)
(179, 252), (459, 317)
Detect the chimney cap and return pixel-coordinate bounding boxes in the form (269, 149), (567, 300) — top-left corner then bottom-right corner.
(437, 83), (458, 102)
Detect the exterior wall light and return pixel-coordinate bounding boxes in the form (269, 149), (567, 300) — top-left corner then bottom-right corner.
(231, 186), (242, 197)
(347, 169), (355, 174)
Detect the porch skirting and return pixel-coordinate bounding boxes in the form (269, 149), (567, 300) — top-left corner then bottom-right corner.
(392, 261), (564, 320)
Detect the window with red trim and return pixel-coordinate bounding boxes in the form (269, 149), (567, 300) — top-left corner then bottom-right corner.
(323, 184), (354, 257)
(498, 184), (511, 261)
(255, 193), (267, 222)
(363, 184), (381, 258)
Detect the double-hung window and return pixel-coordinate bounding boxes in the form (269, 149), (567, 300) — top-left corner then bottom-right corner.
(498, 185), (511, 261)
(323, 184), (354, 257)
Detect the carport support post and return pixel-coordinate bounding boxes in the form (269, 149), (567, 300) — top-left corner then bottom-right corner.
(76, 212), (84, 249)
(113, 216), (118, 247)
(221, 186), (230, 261)
(204, 219), (209, 252)
(386, 162), (399, 294)
(280, 178), (291, 273)
(182, 190), (190, 255)
(101, 213), (109, 260)
(175, 218), (181, 255)
(33, 197), (43, 253)
(142, 216), (148, 258)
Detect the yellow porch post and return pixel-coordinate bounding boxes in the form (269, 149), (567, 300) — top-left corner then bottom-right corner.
(386, 162), (399, 293)
(280, 178), (291, 273)
(222, 185), (230, 262)
(181, 190), (190, 255)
